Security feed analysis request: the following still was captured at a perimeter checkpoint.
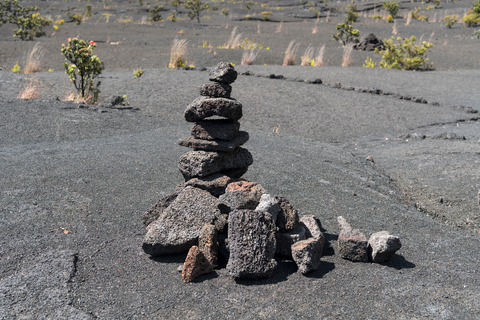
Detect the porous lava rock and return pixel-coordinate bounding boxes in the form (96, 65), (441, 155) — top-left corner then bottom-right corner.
(199, 82), (232, 98)
(227, 209), (277, 279)
(198, 224), (219, 267)
(218, 181), (266, 213)
(183, 173), (233, 197)
(354, 33), (385, 51)
(142, 191), (179, 227)
(209, 62), (237, 84)
(142, 187), (221, 256)
(255, 193), (280, 223)
(177, 131), (249, 152)
(275, 223), (308, 257)
(291, 237), (324, 274)
(337, 216), (368, 262)
(368, 231), (402, 263)
(184, 97), (243, 122)
(276, 197), (300, 232)
(182, 246), (213, 283)
(191, 120), (240, 141)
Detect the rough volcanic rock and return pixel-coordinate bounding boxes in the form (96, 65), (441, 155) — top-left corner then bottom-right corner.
(184, 173), (233, 197)
(199, 82), (232, 98)
(300, 215), (325, 248)
(354, 33), (385, 51)
(218, 181), (266, 214)
(177, 131), (249, 152)
(368, 231), (402, 263)
(191, 119), (240, 141)
(142, 187), (221, 256)
(276, 223), (308, 257)
(198, 224), (219, 267)
(255, 193), (280, 223)
(227, 209), (277, 278)
(142, 191), (179, 227)
(276, 197), (300, 232)
(218, 233), (229, 261)
(291, 237), (323, 274)
(184, 97), (242, 122)
(178, 148), (253, 181)
(337, 216), (368, 262)
(182, 246), (213, 283)
(209, 62), (237, 84)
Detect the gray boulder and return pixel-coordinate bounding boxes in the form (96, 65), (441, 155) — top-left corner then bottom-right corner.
(255, 193), (280, 223)
(276, 223), (308, 257)
(191, 119), (240, 141)
(276, 197), (299, 232)
(142, 187), (222, 256)
(184, 173), (233, 197)
(337, 216), (368, 262)
(184, 97), (243, 122)
(300, 215), (325, 248)
(199, 82), (232, 98)
(368, 231), (402, 263)
(354, 33), (385, 51)
(142, 191), (179, 227)
(177, 131), (249, 152)
(227, 209), (277, 278)
(209, 62), (237, 84)
(178, 148), (253, 181)
(291, 238), (323, 274)
(218, 181), (266, 213)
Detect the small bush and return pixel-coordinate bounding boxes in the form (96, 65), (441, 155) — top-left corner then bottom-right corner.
(442, 14), (458, 28)
(85, 4), (92, 18)
(332, 21), (360, 46)
(148, 5), (163, 21)
(375, 36), (433, 70)
(11, 61), (21, 73)
(474, 29), (480, 39)
(186, 0), (209, 23)
(0, 0), (51, 40)
(383, 1), (399, 18)
(261, 11), (272, 21)
(221, 8), (229, 19)
(133, 68), (144, 79)
(345, 3), (359, 23)
(463, 13), (480, 27)
(283, 40), (299, 66)
(61, 38), (103, 104)
(68, 12), (83, 25)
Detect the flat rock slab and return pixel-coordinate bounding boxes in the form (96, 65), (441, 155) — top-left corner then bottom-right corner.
(142, 191), (179, 227)
(191, 119), (240, 141)
(183, 173), (234, 197)
(337, 216), (368, 262)
(178, 148), (253, 180)
(142, 187), (221, 256)
(177, 131), (249, 152)
(227, 209), (277, 279)
(184, 97), (243, 122)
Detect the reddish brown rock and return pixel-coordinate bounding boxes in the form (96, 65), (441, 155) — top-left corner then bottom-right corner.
(337, 216), (368, 262)
(218, 181), (266, 213)
(198, 224), (219, 267)
(182, 246), (213, 283)
(276, 197), (299, 232)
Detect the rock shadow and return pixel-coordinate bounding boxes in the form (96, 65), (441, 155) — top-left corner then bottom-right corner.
(233, 258), (297, 285)
(381, 254), (416, 270)
(304, 261), (335, 279)
(322, 231), (338, 257)
(149, 253), (187, 264)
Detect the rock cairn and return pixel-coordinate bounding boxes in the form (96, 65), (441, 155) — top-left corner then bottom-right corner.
(141, 62), (402, 283)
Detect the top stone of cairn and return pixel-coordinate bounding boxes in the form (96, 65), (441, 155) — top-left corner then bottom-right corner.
(209, 62), (237, 85)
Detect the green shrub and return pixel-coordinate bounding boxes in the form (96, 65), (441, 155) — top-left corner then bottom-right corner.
(221, 8), (229, 19)
(133, 68), (144, 79)
(11, 61), (21, 73)
(148, 5), (163, 21)
(474, 29), (480, 39)
(186, 0), (209, 23)
(345, 3), (359, 23)
(441, 14), (458, 28)
(474, 0), (480, 14)
(261, 11), (272, 21)
(463, 13), (480, 27)
(85, 4), (92, 18)
(383, 1), (399, 18)
(0, 0), (51, 40)
(68, 12), (83, 25)
(375, 36), (433, 70)
(61, 38), (103, 104)
(332, 21), (360, 46)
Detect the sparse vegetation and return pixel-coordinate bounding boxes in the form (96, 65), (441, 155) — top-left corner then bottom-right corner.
(68, 11), (83, 25)
(345, 3), (359, 23)
(342, 43), (354, 67)
(261, 11), (273, 21)
(11, 61), (21, 73)
(374, 36), (434, 70)
(383, 1), (399, 19)
(332, 21), (360, 46)
(186, 0), (209, 23)
(24, 43), (44, 74)
(241, 49), (258, 65)
(0, 0), (51, 40)
(169, 38), (188, 68)
(148, 5), (163, 22)
(283, 40), (299, 66)
(133, 68), (144, 79)
(17, 76), (42, 99)
(442, 15), (458, 28)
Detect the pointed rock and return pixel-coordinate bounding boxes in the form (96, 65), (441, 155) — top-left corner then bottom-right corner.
(182, 246), (213, 283)
(337, 216), (368, 262)
(185, 97), (242, 122)
(255, 193), (280, 223)
(198, 224), (219, 267)
(300, 215), (325, 248)
(276, 197), (299, 232)
(368, 231), (402, 263)
(209, 62), (237, 84)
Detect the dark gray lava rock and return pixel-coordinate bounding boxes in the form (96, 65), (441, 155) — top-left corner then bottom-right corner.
(199, 82), (232, 98)
(142, 187), (222, 256)
(354, 33), (385, 51)
(209, 62), (237, 84)
(291, 237), (323, 274)
(177, 131), (249, 152)
(178, 148), (253, 181)
(142, 191), (179, 227)
(276, 197), (300, 232)
(337, 216), (368, 262)
(227, 209), (277, 278)
(191, 119), (240, 141)
(184, 173), (233, 197)
(185, 97), (243, 122)
(255, 193), (280, 223)
(276, 223), (308, 257)
(218, 233), (230, 261)
(198, 224), (219, 267)
(218, 181), (266, 214)
(368, 231), (402, 263)
(182, 246), (213, 283)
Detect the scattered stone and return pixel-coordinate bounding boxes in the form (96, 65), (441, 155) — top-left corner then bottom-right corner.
(177, 264), (184, 272)
(227, 209), (277, 278)
(300, 215), (325, 248)
(276, 197), (299, 232)
(291, 238), (323, 274)
(142, 191), (179, 227)
(218, 181), (266, 213)
(354, 33), (385, 51)
(182, 246), (213, 283)
(255, 193), (280, 223)
(178, 148), (253, 180)
(184, 97), (243, 122)
(337, 216), (368, 262)
(305, 78), (323, 84)
(177, 131), (249, 152)
(368, 231), (402, 263)
(431, 132), (466, 140)
(199, 82), (232, 98)
(142, 187), (221, 256)
(276, 223), (308, 257)
(191, 119), (240, 141)
(184, 173), (233, 197)
(366, 155), (374, 163)
(198, 224), (219, 267)
(209, 62), (237, 84)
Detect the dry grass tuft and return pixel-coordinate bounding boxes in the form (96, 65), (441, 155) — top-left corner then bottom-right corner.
(225, 27), (242, 48)
(313, 44), (326, 66)
(326, 11), (330, 22)
(301, 45), (314, 66)
(341, 43), (354, 67)
(283, 41), (299, 66)
(18, 77), (43, 99)
(275, 22), (283, 33)
(24, 43), (45, 74)
(406, 11), (412, 25)
(169, 38), (188, 68)
(392, 20), (398, 34)
(312, 20), (318, 34)
(241, 49), (258, 65)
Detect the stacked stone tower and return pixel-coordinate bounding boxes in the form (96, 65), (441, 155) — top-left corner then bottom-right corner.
(177, 62), (253, 184)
